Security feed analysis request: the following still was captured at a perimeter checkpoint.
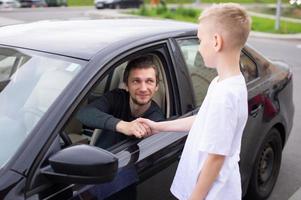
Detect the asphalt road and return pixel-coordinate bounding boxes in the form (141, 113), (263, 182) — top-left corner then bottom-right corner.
(0, 7), (300, 200)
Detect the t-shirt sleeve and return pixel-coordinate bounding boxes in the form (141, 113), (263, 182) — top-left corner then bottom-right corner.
(198, 90), (238, 156)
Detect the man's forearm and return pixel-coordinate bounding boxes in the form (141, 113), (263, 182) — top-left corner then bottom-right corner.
(76, 106), (119, 131)
(189, 154), (225, 200)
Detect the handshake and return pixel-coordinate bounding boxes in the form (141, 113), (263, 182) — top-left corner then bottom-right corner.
(116, 118), (159, 139)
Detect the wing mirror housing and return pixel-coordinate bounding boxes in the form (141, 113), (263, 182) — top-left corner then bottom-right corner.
(41, 144), (118, 184)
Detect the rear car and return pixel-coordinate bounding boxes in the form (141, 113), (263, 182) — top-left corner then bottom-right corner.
(0, 0), (20, 9)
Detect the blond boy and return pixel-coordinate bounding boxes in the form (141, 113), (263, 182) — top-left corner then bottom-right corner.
(138, 3), (251, 200)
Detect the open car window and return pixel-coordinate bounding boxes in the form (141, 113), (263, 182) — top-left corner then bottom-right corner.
(63, 53), (169, 151)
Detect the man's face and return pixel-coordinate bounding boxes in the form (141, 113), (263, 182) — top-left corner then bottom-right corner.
(126, 67), (158, 106)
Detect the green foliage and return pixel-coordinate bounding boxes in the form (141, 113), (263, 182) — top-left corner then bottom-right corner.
(251, 16), (301, 33)
(67, 0), (93, 6)
(132, 6), (301, 33)
(132, 5), (201, 23)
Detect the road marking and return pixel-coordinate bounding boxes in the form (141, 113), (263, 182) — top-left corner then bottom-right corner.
(297, 44), (301, 49)
(289, 187), (301, 200)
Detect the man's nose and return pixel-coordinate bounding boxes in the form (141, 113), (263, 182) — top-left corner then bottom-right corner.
(139, 82), (147, 91)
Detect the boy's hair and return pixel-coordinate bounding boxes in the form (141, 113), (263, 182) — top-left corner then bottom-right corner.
(123, 55), (159, 85)
(199, 3), (251, 50)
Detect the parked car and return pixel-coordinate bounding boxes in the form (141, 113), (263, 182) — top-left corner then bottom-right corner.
(0, 0), (20, 9)
(0, 19), (294, 200)
(94, 0), (142, 9)
(45, 0), (66, 6)
(19, 0), (47, 7)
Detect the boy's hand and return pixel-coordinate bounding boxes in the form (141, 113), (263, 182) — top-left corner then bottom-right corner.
(137, 118), (159, 135)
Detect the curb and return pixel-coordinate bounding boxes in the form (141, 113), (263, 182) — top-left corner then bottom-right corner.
(250, 31), (301, 40)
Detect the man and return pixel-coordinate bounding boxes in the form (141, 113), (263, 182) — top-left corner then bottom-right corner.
(76, 55), (165, 149)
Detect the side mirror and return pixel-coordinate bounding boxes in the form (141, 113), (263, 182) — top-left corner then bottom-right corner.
(41, 144), (118, 184)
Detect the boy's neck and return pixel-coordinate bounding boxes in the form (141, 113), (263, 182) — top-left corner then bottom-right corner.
(215, 51), (241, 82)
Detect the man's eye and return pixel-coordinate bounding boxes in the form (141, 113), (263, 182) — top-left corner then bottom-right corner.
(147, 80), (155, 84)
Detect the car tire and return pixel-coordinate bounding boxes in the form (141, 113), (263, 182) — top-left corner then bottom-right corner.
(245, 128), (282, 200)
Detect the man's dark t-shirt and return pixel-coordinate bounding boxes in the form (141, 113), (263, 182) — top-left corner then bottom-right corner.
(76, 89), (165, 148)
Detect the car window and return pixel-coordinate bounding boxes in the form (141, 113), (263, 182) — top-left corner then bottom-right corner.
(64, 53), (168, 150)
(240, 51), (258, 83)
(0, 47), (84, 169)
(176, 38), (217, 106)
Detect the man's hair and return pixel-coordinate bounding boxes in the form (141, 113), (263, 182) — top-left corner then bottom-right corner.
(199, 3), (251, 49)
(123, 55), (159, 85)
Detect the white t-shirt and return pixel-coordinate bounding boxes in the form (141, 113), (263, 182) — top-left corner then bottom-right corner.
(170, 74), (248, 200)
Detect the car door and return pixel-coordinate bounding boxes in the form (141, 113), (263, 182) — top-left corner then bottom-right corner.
(22, 40), (193, 200)
(73, 42), (195, 200)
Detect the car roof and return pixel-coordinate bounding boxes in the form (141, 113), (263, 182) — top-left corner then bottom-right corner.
(0, 19), (197, 60)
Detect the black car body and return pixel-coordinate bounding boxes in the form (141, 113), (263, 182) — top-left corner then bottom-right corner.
(0, 19), (294, 200)
(94, 0), (142, 9)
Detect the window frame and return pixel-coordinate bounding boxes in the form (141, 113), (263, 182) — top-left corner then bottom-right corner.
(240, 48), (260, 84)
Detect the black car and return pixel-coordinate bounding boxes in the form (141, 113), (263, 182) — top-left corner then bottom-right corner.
(94, 0), (142, 9)
(0, 19), (294, 200)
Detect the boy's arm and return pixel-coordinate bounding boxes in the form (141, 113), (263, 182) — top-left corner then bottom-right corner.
(189, 154), (225, 200)
(138, 115), (196, 134)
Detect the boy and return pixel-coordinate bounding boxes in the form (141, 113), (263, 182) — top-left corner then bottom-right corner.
(138, 3), (251, 200)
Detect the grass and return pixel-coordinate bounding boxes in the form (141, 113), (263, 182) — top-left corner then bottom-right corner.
(132, 6), (301, 34)
(67, 0), (93, 6)
(136, 6), (200, 23)
(249, 6), (301, 19)
(252, 16), (301, 33)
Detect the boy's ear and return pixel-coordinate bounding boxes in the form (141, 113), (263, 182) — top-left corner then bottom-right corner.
(213, 33), (223, 52)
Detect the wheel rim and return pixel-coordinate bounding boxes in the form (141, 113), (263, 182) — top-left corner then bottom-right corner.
(258, 145), (274, 185)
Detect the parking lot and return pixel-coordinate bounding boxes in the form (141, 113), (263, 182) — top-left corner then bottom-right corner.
(0, 7), (300, 200)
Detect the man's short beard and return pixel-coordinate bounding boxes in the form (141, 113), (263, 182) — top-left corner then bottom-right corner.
(131, 96), (151, 106)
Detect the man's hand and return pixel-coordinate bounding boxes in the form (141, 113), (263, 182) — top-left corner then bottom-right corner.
(116, 119), (151, 138)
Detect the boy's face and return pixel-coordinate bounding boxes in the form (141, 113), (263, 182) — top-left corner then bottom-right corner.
(197, 22), (218, 68)
(125, 67), (158, 106)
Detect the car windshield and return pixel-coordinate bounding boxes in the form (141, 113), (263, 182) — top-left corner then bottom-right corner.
(0, 47), (84, 168)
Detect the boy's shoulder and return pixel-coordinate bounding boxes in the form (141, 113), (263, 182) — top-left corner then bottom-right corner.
(211, 75), (247, 102)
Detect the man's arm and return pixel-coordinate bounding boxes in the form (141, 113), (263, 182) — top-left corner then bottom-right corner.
(76, 90), (150, 138)
(76, 96), (120, 131)
(189, 154), (225, 200)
